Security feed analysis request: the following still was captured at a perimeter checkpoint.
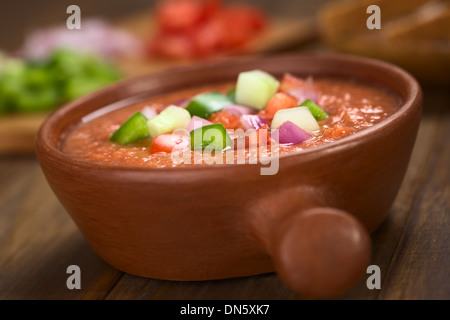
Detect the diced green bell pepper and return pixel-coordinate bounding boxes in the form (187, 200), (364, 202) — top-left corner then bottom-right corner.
(300, 99), (329, 121)
(186, 92), (233, 119)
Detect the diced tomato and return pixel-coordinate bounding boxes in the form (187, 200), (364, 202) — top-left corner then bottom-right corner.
(150, 133), (190, 154)
(191, 18), (224, 56)
(323, 123), (353, 140)
(208, 110), (241, 129)
(264, 92), (298, 119)
(156, 0), (206, 32)
(229, 4), (267, 31)
(148, 32), (196, 59)
(203, 0), (222, 18)
(219, 5), (267, 49)
(245, 124), (271, 148)
(148, 0), (268, 59)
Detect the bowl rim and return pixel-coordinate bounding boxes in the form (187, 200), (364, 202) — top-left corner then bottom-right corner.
(35, 53), (422, 175)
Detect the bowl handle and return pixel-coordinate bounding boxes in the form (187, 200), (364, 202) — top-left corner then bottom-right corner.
(267, 207), (371, 299)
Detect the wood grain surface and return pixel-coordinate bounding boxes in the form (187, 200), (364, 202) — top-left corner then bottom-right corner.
(1, 86), (448, 300)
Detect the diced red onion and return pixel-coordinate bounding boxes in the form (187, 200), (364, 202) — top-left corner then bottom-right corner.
(277, 121), (311, 145)
(224, 104), (258, 116)
(287, 88), (320, 104)
(141, 106), (158, 120)
(170, 99), (189, 108)
(187, 116), (213, 132)
(240, 115), (268, 130)
(18, 19), (141, 60)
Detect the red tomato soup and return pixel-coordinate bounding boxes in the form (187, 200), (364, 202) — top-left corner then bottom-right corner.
(61, 75), (400, 167)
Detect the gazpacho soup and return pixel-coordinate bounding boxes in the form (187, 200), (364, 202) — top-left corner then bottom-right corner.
(61, 70), (400, 168)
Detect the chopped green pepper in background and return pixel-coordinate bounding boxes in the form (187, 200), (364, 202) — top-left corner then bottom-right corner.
(0, 49), (122, 115)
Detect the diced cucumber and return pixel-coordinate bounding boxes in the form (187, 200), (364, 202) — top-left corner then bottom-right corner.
(186, 92), (233, 119)
(271, 107), (320, 133)
(109, 111), (150, 145)
(147, 105), (191, 138)
(235, 70), (280, 110)
(190, 123), (233, 151)
(300, 99), (329, 121)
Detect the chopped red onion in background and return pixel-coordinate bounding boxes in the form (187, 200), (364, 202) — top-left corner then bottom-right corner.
(19, 19), (141, 60)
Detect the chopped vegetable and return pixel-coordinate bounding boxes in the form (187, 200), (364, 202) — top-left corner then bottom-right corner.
(190, 122), (233, 151)
(141, 106), (158, 120)
(186, 91), (233, 119)
(271, 106), (320, 133)
(20, 19), (140, 61)
(187, 115), (213, 132)
(150, 133), (190, 154)
(109, 111), (150, 145)
(277, 121), (311, 145)
(223, 104), (257, 116)
(147, 105), (191, 138)
(0, 49), (121, 115)
(148, 0), (267, 59)
(300, 99), (329, 121)
(287, 88), (319, 104)
(279, 73), (307, 92)
(226, 87), (236, 102)
(264, 92), (298, 118)
(209, 110), (241, 129)
(49, 49), (121, 101)
(235, 70), (280, 109)
(245, 124), (271, 148)
(279, 73), (320, 103)
(240, 114), (268, 130)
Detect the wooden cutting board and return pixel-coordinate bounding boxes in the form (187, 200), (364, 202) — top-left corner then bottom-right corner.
(0, 12), (316, 155)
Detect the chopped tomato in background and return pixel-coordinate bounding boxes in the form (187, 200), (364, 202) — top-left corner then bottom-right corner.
(148, 0), (268, 59)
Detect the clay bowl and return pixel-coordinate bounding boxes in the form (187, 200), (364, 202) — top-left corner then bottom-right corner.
(35, 54), (422, 299)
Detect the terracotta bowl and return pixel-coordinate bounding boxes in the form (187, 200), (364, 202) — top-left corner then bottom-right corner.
(35, 54), (422, 299)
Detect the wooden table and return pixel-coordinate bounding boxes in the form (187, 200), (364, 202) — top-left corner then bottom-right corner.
(0, 82), (448, 300)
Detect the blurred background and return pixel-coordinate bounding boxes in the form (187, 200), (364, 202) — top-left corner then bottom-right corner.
(0, 0), (449, 153)
(0, 0), (330, 51)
